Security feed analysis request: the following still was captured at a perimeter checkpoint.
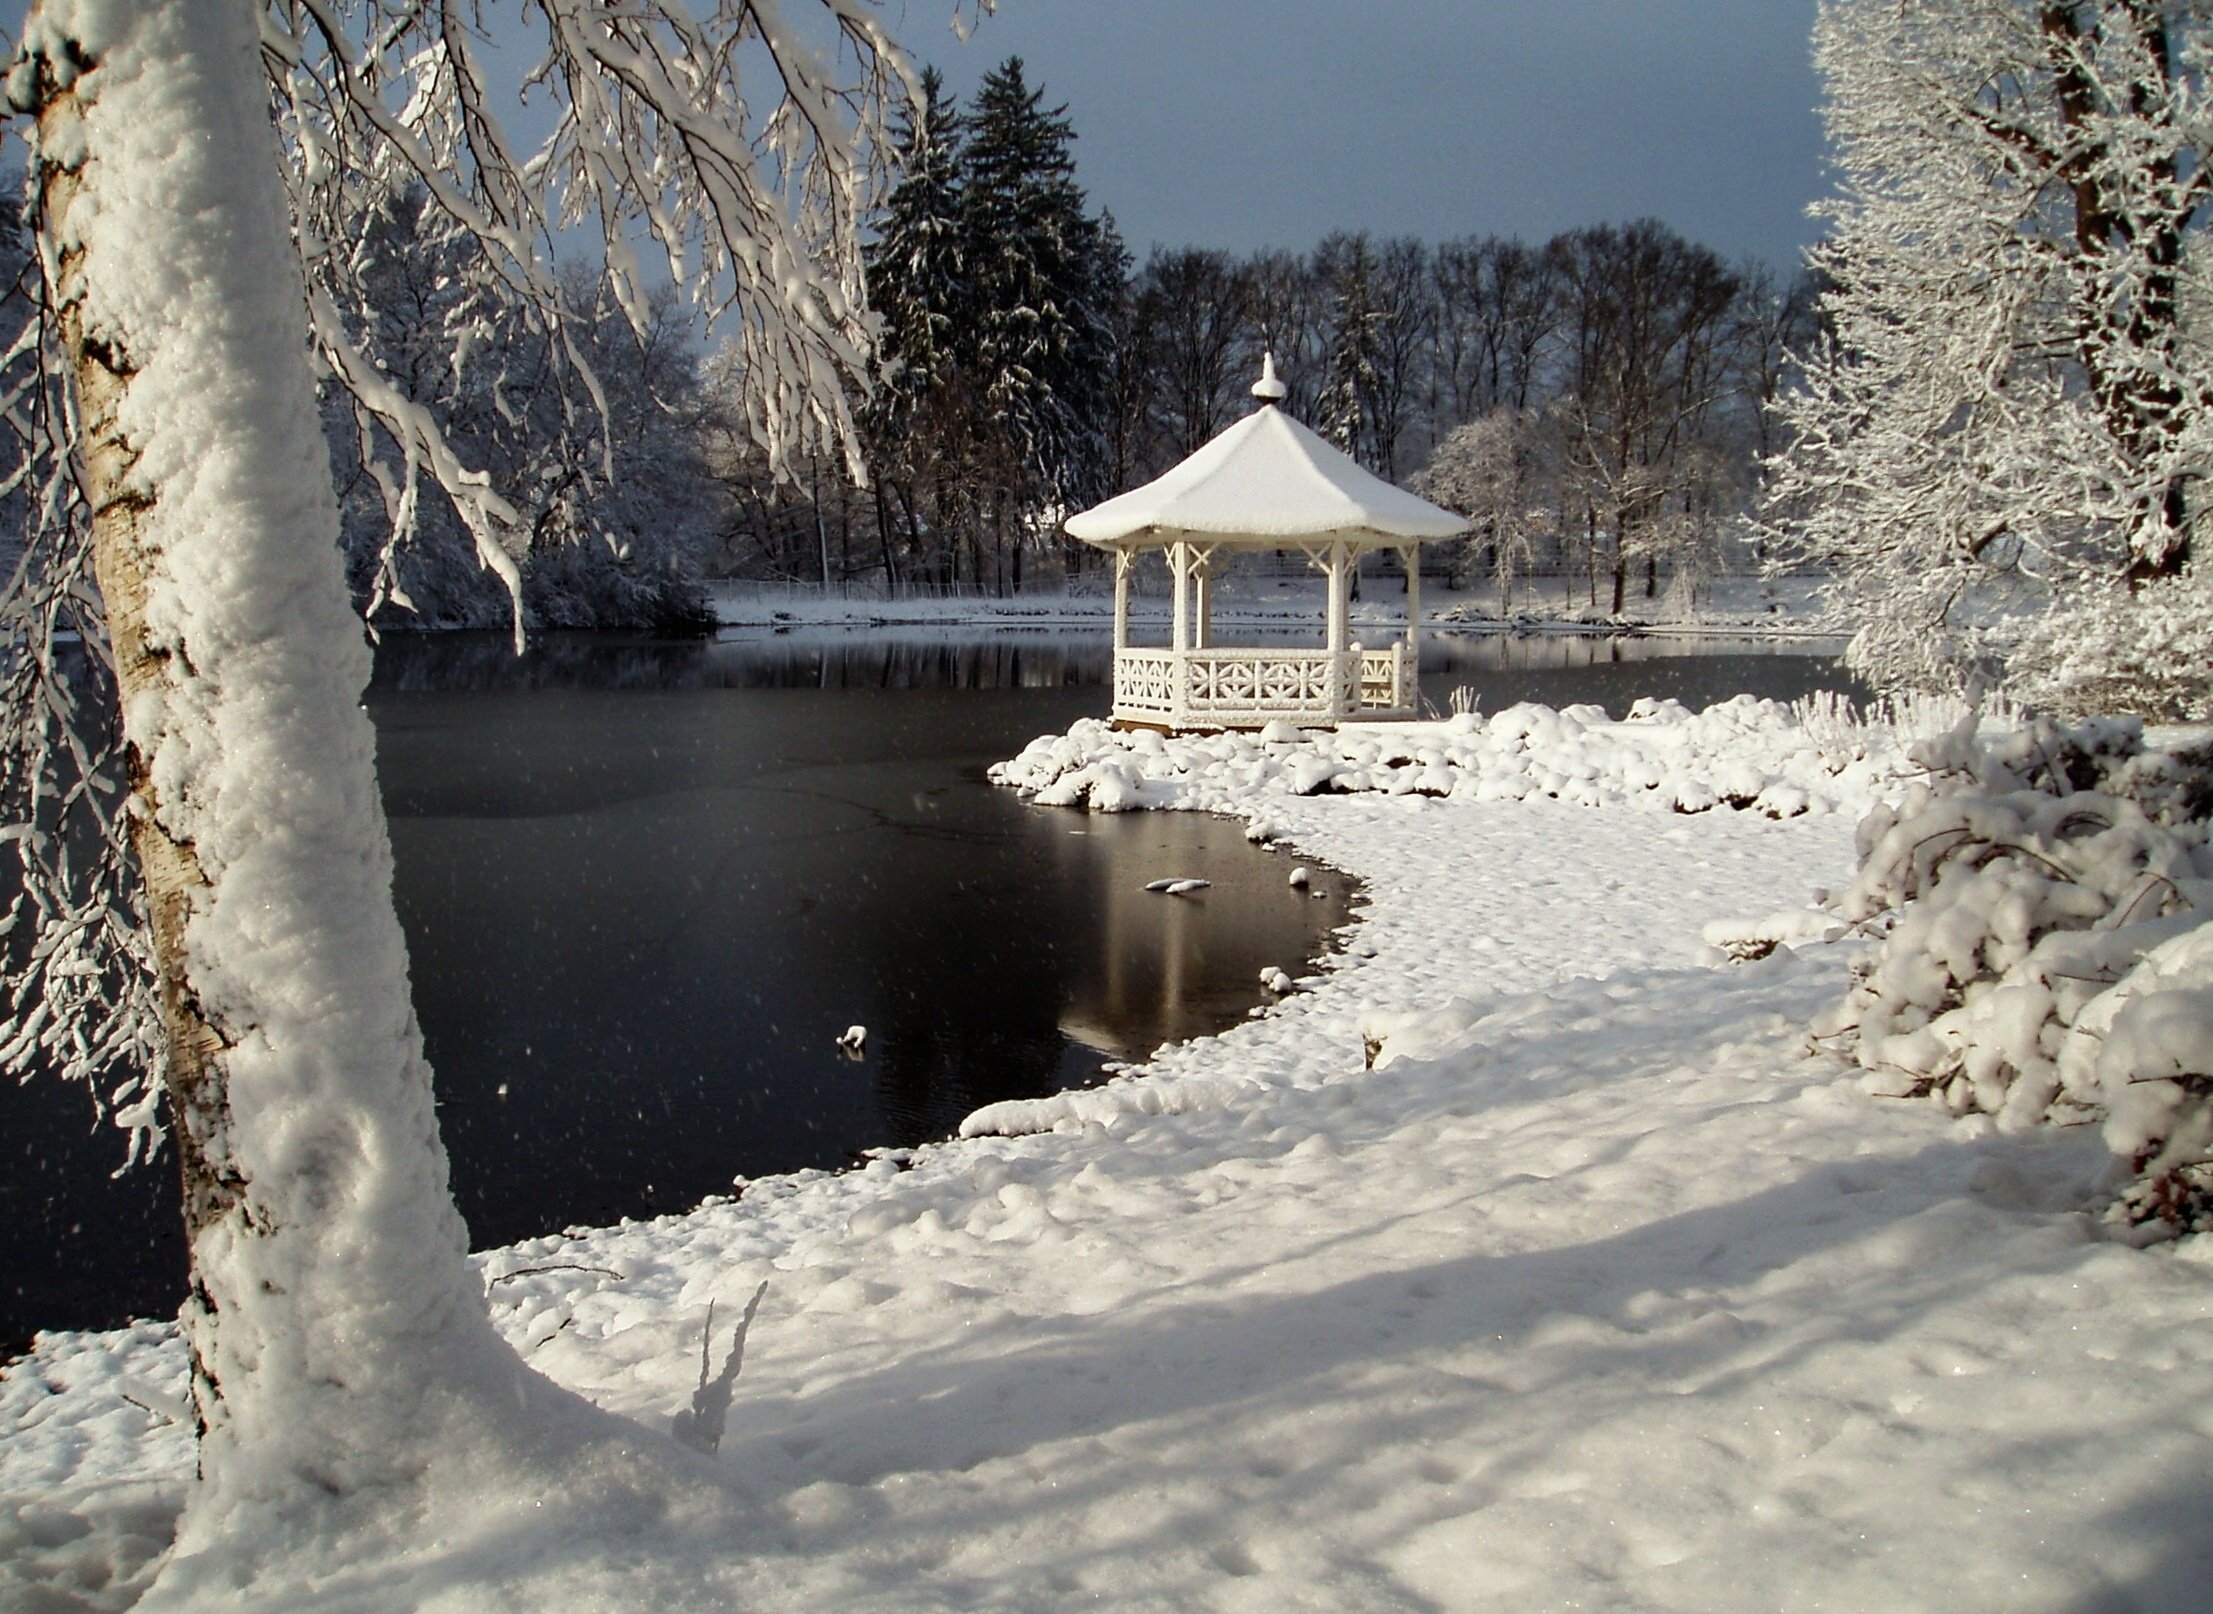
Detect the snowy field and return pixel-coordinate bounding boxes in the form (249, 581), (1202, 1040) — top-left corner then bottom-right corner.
(4, 702), (2211, 1612)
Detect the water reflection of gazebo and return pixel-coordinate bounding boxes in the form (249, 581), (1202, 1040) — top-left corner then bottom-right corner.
(1067, 357), (1469, 732)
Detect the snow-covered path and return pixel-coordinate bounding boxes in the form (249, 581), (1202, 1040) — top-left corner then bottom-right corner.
(5, 749), (2211, 1612)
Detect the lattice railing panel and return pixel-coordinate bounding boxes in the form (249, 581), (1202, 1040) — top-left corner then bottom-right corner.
(1115, 650), (1178, 717)
(1357, 648), (1413, 712)
(1185, 651), (1346, 715)
(1111, 647), (1413, 727)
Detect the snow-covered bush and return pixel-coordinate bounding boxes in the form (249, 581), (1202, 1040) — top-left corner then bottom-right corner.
(2003, 572), (2213, 722)
(1815, 716), (2213, 1235)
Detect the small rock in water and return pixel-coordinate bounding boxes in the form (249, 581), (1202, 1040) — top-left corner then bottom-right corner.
(836, 1024), (867, 1058)
(1260, 965), (1295, 995)
(1147, 877), (1211, 895)
(1288, 866), (1311, 889)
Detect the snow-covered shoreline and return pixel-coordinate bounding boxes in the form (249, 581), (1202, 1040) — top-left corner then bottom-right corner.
(6, 699), (2211, 1612)
(705, 573), (1837, 640)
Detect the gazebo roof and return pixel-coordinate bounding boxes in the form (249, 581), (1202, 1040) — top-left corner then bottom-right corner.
(1066, 363), (1468, 550)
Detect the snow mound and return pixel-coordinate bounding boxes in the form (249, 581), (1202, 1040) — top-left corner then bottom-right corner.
(992, 694), (1980, 824)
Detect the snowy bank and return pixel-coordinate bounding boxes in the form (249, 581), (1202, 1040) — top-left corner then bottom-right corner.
(989, 692), (1943, 825)
(6, 702), (2212, 1613)
(707, 572), (1833, 637)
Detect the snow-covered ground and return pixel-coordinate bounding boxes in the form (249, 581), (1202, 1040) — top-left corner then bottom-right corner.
(5, 700), (2210, 1612)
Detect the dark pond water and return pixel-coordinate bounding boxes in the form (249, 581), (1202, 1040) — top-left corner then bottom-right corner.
(1, 628), (1855, 1352)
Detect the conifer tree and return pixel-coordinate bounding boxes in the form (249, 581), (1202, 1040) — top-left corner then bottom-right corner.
(960, 56), (1113, 515)
(1317, 231), (1386, 470)
(866, 65), (968, 425)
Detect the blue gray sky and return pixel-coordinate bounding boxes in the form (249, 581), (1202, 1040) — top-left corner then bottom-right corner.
(0, 1), (1828, 271)
(917, 0), (1828, 271)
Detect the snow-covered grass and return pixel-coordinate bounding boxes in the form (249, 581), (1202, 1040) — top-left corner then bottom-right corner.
(5, 697), (2211, 1612)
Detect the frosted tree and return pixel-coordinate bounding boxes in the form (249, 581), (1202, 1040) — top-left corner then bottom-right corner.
(1769, 0), (2213, 716)
(862, 63), (972, 588)
(1244, 247), (1329, 423)
(325, 192), (720, 629)
(1549, 220), (1744, 614)
(1417, 406), (1558, 611)
(0, 0), (941, 1588)
(1316, 233), (1434, 480)
(1317, 231), (1387, 469)
(1431, 235), (1558, 422)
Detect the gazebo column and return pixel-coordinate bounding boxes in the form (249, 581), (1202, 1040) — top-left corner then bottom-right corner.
(1112, 549), (1132, 652)
(1325, 540), (1349, 654)
(1401, 542), (1421, 711)
(1326, 541), (1352, 721)
(1193, 549), (1215, 650)
(1169, 539), (1193, 653)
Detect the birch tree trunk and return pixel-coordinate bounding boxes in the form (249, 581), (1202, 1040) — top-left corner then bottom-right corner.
(29, 0), (521, 1518)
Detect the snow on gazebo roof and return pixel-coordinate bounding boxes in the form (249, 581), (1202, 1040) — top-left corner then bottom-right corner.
(1065, 356), (1469, 549)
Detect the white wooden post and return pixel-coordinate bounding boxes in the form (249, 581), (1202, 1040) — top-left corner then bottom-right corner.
(1112, 549), (1131, 652)
(1325, 540), (1348, 654)
(1402, 543), (1421, 654)
(1170, 539), (1191, 654)
(1193, 549), (1213, 650)
(1326, 542), (1350, 721)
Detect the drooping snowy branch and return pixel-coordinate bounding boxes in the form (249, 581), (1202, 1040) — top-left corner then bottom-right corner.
(0, 0), (961, 1158)
(258, 0), (939, 620)
(0, 176), (165, 1151)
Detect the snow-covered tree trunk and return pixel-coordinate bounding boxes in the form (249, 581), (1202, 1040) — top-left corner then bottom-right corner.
(27, 0), (515, 1511)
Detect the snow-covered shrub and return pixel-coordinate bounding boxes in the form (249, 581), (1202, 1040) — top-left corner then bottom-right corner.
(1815, 715), (2213, 1235)
(1787, 688), (2025, 769)
(2003, 572), (2213, 721)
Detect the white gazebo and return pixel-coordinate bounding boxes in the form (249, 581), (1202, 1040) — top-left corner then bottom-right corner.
(1069, 357), (1468, 732)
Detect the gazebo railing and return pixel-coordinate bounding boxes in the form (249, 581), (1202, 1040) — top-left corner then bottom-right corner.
(1112, 645), (1415, 728)
(1357, 647), (1415, 712)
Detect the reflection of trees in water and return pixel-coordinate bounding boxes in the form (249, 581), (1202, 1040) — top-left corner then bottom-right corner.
(371, 631), (716, 692)
(1426, 632), (1834, 675)
(370, 630), (1115, 693)
(1420, 637), (1862, 717)
(704, 635), (1112, 690)
(366, 626), (1850, 703)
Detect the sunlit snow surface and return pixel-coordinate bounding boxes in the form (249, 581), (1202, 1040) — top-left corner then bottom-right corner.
(5, 708), (2212, 1612)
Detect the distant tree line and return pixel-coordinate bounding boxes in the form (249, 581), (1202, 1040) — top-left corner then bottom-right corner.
(721, 59), (1826, 607)
(50, 56), (1817, 628)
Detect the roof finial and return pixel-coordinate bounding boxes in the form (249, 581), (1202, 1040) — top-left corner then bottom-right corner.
(1252, 351), (1288, 405)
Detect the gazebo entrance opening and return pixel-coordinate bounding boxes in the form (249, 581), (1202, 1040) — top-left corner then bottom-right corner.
(1106, 541), (1424, 730)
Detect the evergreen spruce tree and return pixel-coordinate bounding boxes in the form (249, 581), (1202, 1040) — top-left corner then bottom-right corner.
(1318, 231), (1385, 469)
(866, 66), (968, 427)
(961, 57), (1114, 517)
